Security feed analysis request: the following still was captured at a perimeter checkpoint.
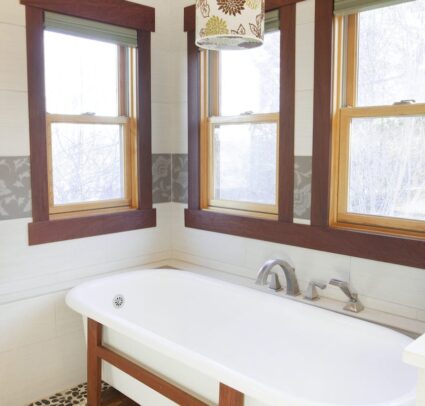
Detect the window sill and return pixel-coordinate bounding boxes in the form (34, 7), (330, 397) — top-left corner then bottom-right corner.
(204, 207), (278, 221)
(29, 208), (156, 245)
(185, 208), (425, 269)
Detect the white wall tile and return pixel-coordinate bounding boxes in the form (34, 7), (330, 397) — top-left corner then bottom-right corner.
(173, 225), (247, 270)
(0, 90), (30, 155)
(0, 292), (86, 406)
(0, 294), (56, 353)
(0, 23), (27, 91)
(350, 258), (425, 311)
(152, 102), (174, 153)
(0, 0), (25, 26)
(0, 205), (173, 303)
(294, 89), (314, 156)
(295, 21), (315, 92)
(171, 101), (188, 153)
(296, 0), (315, 26)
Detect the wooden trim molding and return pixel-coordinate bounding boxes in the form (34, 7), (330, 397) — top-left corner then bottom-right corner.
(137, 29), (153, 210)
(24, 2), (156, 245)
(278, 3), (296, 222)
(28, 209), (156, 245)
(187, 29), (201, 210)
(87, 319), (244, 406)
(87, 319), (102, 406)
(310, 0), (334, 227)
(26, 6), (49, 223)
(185, 209), (425, 269)
(219, 384), (244, 406)
(184, 0), (425, 269)
(20, 0), (155, 31)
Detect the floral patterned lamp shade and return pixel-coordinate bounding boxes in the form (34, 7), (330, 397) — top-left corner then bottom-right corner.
(196, 0), (265, 50)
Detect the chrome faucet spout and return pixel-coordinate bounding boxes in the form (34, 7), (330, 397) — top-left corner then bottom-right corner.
(256, 259), (300, 296)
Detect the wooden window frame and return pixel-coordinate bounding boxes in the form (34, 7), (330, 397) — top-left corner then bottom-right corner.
(45, 46), (137, 217)
(200, 40), (281, 217)
(330, 14), (425, 239)
(184, 0), (425, 270)
(22, 0), (156, 245)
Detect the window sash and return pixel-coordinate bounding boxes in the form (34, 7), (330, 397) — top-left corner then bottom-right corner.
(207, 113), (280, 215)
(201, 20), (281, 216)
(332, 11), (425, 238)
(334, 104), (425, 235)
(46, 114), (133, 215)
(44, 44), (138, 216)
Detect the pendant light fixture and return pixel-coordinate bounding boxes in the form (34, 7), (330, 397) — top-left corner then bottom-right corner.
(196, 0), (265, 51)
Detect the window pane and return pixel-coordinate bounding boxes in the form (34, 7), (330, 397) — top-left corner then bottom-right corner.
(348, 116), (425, 221)
(357, 0), (425, 106)
(219, 31), (280, 116)
(44, 31), (119, 116)
(213, 122), (277, 205)
(51, 123), (125, 205)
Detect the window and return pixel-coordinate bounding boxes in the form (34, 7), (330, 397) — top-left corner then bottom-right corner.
(44, 14), (138, 216)
(185, 1), (425, 269)
(332, 0), (425, 237)
(200, 11), (281, 217)
(23, 0), (155, 245)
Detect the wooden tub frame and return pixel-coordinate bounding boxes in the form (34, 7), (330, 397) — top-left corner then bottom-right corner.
(87, 319), (244, 406)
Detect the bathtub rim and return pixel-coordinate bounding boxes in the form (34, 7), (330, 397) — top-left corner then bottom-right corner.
(66, 268), (417, 406)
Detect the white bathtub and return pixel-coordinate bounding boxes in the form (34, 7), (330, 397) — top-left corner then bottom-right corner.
(66, 269), (417, 406)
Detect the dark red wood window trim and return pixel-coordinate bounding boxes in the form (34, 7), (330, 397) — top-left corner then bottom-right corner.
(22, 0), (156, 245)
(184, 0), (425, 270)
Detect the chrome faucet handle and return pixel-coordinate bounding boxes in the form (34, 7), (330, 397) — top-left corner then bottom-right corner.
(304, 280), (326, 301)
(329, 279), (364, 313)
(269, 272), (282, 292)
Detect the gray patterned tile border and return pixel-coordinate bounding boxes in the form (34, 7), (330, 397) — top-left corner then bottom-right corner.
(172, 154), (188, 204)
(152, 153), (171, 204)
(0, 154), (311, 221)
(168, 154), (312, 220)
(0, 156), (31, 220)
(294, 156), (312, 220)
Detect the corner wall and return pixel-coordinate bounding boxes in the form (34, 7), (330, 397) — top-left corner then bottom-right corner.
(0, 0), (176, 404)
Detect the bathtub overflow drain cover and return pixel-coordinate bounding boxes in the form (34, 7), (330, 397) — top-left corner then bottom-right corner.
(112, 294), (125, 309)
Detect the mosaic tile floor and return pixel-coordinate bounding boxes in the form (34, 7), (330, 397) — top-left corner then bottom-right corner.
(28, 382), (110, 406)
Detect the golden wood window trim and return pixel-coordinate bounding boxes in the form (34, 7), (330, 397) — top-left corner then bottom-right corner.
(46, 115), (133, 215)
(330, 13), (425, 239)
(199, 41), (280, 217)
(45, 47), (138, 216)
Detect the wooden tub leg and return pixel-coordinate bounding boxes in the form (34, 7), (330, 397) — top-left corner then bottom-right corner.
(219, 383), (244, 406)
(87, 319), (102, 406)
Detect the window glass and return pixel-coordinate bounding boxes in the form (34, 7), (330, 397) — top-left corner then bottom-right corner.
(212, 122), (277, 205)
(348, 115), (425, 221)
(51, 123), (125, 205)
(44, 31), (119, 116)
(357, 0), (425, 106)
(219, 31), (280, 116)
